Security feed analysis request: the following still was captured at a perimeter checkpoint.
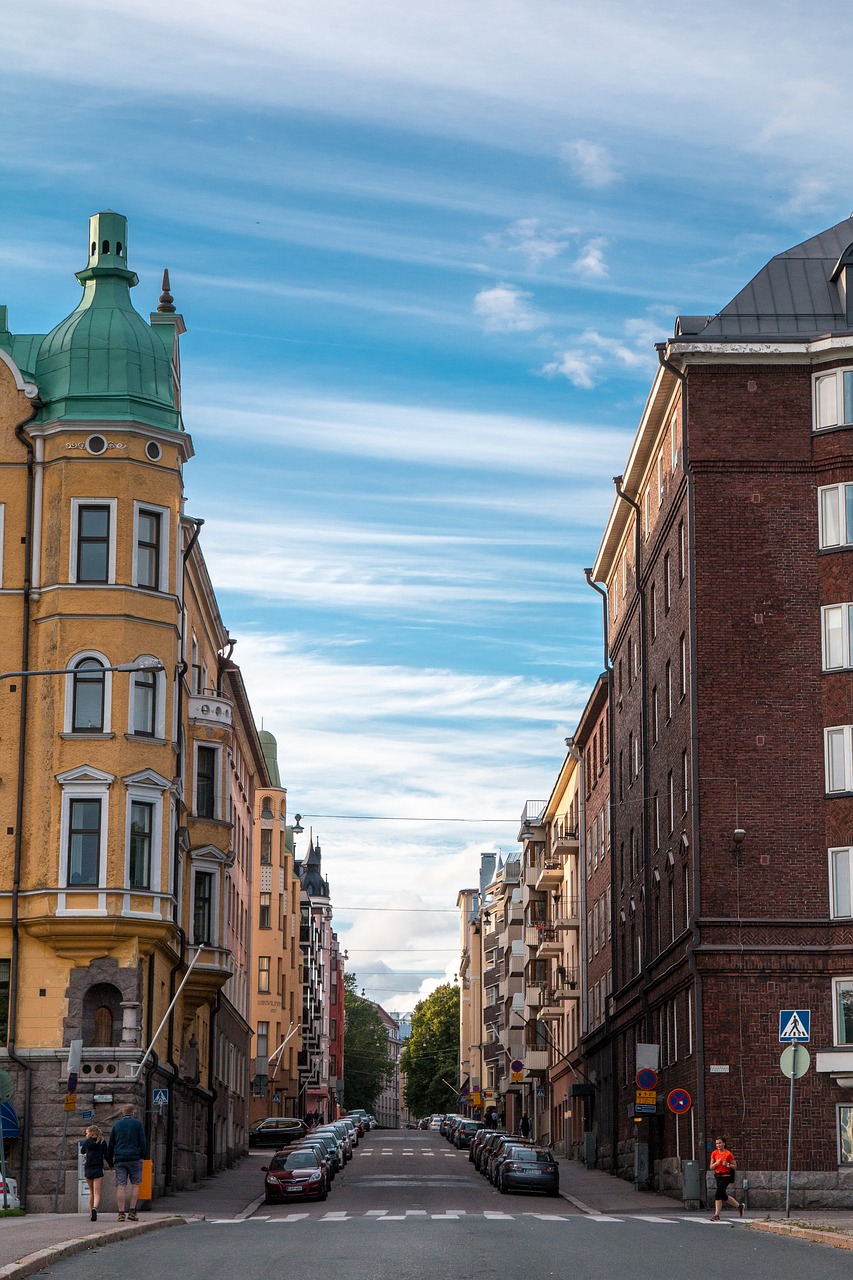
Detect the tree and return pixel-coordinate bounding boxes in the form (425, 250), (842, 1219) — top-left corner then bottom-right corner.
(343, 973), (395, 1112)
(400, 982), (460, 1118)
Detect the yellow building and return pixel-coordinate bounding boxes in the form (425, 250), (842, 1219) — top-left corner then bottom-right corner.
(0, 211), (271, 1207)
(248, 731), (302, 1124)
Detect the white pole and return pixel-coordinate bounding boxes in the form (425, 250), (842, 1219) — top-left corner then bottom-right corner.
(133, 948), (202, 1079)
(268, 1023), (298, 1078)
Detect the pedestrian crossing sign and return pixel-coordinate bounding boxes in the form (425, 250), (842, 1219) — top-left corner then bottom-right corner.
(779, 1010), (810, 1043)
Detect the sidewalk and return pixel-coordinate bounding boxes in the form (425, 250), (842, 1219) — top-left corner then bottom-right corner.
(554, 1153), (853, 1249)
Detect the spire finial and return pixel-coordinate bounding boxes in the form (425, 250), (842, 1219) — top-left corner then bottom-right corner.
(157, 269), (175, 313)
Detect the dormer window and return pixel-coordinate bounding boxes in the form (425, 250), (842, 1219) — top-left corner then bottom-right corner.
(814, 369), (853, 431)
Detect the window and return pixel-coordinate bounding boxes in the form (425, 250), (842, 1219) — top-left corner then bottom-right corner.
(678, 520), (685, 581)
(653, 794), (660, 849)
(819, 483), (853, 548)
(679, 634), (687, 699)
(259, 892), (271, 929)
(67, 798), (102, 885)
(93, 1007), (113, 1048)
(651, 687), (658, 745)
(260, 828), (272, 865)
(667, 771), (674, 833)
(129, 801), (153, 889)
(644, 488), (651, 538)
(628, 732), (634, 781)
(825, 727), (853, 793)
(72, 657), (106, 731)
(0, 503), (4, 590)
(650, 583), (657, 639)
(193, 870), (214, 944)
(196, 745), (217, 818)
(0, 959), (9, 1047)
(822, 604), (853, 670)
(663, 553), (671, 613)
(833, 978), (853, 1044)
(258, 956), (270, 994)
(671, 410), (679, 471)
(665, 660), (673, 720)
(838, 1106), (853, 1165)
(256, 1021), (269, 1062)
(657, 448), (665, 506)
(682, 749), (689, 815)
(814, 369), (853, 430)
(75, 503), (111, 583)
(830, 847), (853, 918)
(135, 507), (163, 591)
(132, 667), (156, 736)
(627, 638), (633, 688)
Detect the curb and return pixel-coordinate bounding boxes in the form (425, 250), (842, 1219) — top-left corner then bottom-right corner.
(0, 1216), (188, 1280)
(749, 1221), (853, 1251)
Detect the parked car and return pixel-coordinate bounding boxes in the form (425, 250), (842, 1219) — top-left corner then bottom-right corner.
(497, 1147), (560, 1196)
(248, 1117), (308, 1148)
(315, 1126), (346, 1169)
(469, 1127), (492, 1163)
(428, 1114), (444, 1130)
(488, 1138), (537, 1185)
(475, 1128), (508, 1173)
(340, 1117), (359, 1146)
(325, 1120), (354, 1160)
(454, 1119), (484, 1149)
(262, 1149), (328, 1202)
(303, 1130), (342, 1174)
(0, 1175), (20, 1210)
(293, 1137), (336, 1180)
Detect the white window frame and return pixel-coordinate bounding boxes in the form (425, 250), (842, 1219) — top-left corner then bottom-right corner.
(123, 770), (169, 895)
(825, 725), (853, 793)
(822, 603), (853, 670)
(644, 487), (651, 539)
(127, 655), (167, 739)
(819, 483), (853, 549)
(190, 846), (226, 947)
(69, 497), (118, 585)
(193, 741), (223, 819)
(56, 766), (114, 904)
(813, 368), (853, 431)
(671, 409), (679, 472)
(132, 501), (170, 593)
(829, 846), (853, 919)
(63, 649), (113, 733)
(832, 976), (853, 1045)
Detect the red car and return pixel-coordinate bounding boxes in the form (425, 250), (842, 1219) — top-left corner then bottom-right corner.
(262, 1149), (328, 1202)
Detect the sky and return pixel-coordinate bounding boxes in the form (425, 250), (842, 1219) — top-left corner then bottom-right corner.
(2, 1), (852, 1011)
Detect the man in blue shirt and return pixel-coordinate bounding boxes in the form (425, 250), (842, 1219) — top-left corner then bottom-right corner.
(107, 1104), (148, 1221)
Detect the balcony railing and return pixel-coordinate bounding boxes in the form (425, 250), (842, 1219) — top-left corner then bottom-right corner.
(551, 826), (579, 853)
(188, 693), (233, 727)
(525, 1049), (550, 1072)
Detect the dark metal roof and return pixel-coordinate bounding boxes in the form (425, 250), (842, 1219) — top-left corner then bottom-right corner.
(690, 215), (853, 340)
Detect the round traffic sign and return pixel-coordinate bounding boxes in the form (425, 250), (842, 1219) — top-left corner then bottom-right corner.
(667, 1088), (692, 1114)
(510, 1058), (524, 1073)
(636, 1068), (657, 1090)
(780, 1045), (810, 1079)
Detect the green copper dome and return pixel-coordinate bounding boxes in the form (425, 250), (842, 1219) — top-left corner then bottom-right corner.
(34, 211), (183, 431)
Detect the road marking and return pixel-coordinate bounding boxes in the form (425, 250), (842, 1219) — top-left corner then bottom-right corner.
(525, 1214), (568, 1221)
(482, 1211), (513, 1219)
(365, 1210), (387, 1216)
(266, 1214), (310, 1223)
(319, 1211), (349, 1221)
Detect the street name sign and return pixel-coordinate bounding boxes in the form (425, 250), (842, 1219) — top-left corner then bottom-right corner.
(779, 1010), (810, 1042)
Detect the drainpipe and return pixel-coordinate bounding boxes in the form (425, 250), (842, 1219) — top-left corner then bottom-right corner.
(164, 926), (187, 1189)
(8, 420), (36, 1205)
(173, 518), (204, 921)
(583, 569), (618, 1175)
(656, 344), (705, 1166)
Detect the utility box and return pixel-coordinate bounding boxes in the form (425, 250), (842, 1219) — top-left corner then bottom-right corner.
(583, 1131), (597, 1169)
(681, 1159), (702, 1208)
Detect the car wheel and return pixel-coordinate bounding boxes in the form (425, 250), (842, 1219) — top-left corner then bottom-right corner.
(318, 1185), (328, 1201)
(498, 1178), (507, 1194)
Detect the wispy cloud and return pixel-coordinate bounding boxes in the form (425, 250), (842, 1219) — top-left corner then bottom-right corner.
(560, 139), (618, 189)
(542, 306), (669, 387)
(473, 283), (544, 332)
(484, 218), (576, 270)
(574, 236), (608, 278)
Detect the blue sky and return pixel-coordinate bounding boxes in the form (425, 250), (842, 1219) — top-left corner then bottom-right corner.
(3, 1), (853, 1008)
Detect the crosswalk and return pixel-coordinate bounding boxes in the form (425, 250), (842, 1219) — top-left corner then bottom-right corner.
(207, 1210), (756, 1226)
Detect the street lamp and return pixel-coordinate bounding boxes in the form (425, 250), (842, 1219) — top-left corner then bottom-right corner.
(0, 658), (165, 682)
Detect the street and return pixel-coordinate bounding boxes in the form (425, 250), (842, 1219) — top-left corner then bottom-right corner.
(35, 1132), (853, 1280)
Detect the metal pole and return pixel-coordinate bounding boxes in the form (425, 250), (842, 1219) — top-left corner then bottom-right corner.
(134, 947), (202, 1079)
(785, 1042), (798, 1219)
(676, 1112), (681, 1162)
(52, 1108), (70, 1214)
(0, 1132), (9, 1209)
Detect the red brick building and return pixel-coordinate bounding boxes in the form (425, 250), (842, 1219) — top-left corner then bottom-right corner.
(590, 215), (853, 1206)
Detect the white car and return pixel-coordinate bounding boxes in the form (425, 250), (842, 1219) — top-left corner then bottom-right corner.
(0, 1175), (20, 1210)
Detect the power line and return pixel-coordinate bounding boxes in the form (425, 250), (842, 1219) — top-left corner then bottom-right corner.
(344, 948), (457, 953)
(300, 813), (516, 823)
(333, 905), (457, 913)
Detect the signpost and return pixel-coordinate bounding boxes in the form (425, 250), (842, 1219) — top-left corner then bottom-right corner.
(634, 1068), (657, 1116)
(54, 1040), (83, 1213)
(666, 1088), (692, 1161)
(780, 1022), (811, 1218)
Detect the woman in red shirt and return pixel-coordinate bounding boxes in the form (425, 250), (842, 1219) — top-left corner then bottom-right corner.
(709, 1136), (745, 1220)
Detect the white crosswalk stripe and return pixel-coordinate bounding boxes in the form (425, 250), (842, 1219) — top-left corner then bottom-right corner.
(209, 1210), (753, 1227)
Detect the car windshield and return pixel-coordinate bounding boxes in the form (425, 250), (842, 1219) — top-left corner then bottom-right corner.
(269, 1152), (318, 1170)
(511, 1149), (553, 1163)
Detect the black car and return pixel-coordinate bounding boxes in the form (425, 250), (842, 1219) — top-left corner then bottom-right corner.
(497, 1146), (560, 1196)
(454, 1119), (484, 1149)
(248, 1117), (309, 1148)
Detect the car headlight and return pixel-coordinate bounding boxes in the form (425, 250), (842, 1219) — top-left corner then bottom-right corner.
(266, 1176), (278, 1184)
(308, 1171), (321, 1181)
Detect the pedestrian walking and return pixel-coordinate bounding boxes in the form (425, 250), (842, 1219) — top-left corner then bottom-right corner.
(709, 1136), (744, 1220)
(519, 1113), (531, 1139)
(107, 1103), (148, 1222)
(79, 1124), (111, 1221)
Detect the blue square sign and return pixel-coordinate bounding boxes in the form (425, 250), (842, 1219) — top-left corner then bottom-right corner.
(779, 1010), (810, 1042)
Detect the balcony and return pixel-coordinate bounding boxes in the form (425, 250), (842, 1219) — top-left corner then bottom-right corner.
(525, 1049), (550, 1073)
(502, 858), (522, 884)
(188, 693), (233, 728)
(536, 925), (563, 958)
(519, 800), (546, 843)
(525, 925), (542, 948)
(539, 994), (563, 1020)
(554, 898), (581, 929)
(508, 941), (525, 975)
(535, 856), (566, 891)
(551, 826), (579, 854)
(525, 982), (544, 1009)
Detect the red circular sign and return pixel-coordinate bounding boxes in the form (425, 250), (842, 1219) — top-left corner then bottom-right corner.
(636, 1068), (657, 1090)
(667, 1088), (692, 1114)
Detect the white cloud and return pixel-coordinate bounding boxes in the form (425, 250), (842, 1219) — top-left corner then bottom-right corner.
(473, 283), (543, 332)
(484, 218), (576, 270)
(560, 139), (618, 189)
(573, 236), (608, 278)
(542, 350), (602, 389)
(543, 306), (670, 387)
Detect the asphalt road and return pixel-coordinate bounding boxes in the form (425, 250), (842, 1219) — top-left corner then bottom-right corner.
(38, 1131), (853, 1280)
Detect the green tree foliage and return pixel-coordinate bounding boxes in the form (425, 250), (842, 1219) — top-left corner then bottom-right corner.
(400, 982), (460, 1118)
(343, 973), (395, 1112)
